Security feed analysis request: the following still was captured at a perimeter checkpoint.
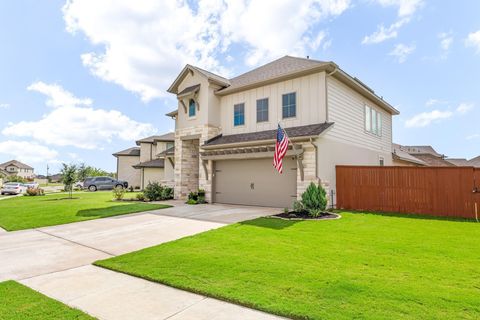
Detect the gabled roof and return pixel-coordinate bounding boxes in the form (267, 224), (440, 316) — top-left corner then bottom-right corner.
(400, 145), (443, 157)
(203, 123), (334, 148)
(413, 154), (455, 167)
(132, 159), (165, 169)
(167, 65), (230, 94)
(445, 158), (471, 166)
(392, 144), (427, 166)
(217, 56), (328, 95)
(112, 147), (140, 157)
(178, 84), (200, 97)
(157, 146), (175, 158)
(469, 156), (480, 167)
(0, 160), (33, 170)
(136, 132), (175, 145)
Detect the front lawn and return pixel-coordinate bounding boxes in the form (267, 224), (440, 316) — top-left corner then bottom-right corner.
(0, 280), (95, 319)
(0, 192), (170, 231)
(96, 212), (480, 320)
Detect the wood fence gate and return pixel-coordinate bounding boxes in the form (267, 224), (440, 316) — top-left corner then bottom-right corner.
(336, 166), (480, 219)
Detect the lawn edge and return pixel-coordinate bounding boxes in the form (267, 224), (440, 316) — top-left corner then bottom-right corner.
(93, 261), (306, 320)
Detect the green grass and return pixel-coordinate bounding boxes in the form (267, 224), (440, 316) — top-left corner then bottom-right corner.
(0, 280), (95, 319)
(96, 212), (480, 320)
(0, 192), (170, 231)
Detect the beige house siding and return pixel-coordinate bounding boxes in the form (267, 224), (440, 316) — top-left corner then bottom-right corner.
(142, 168), (165, 188)
(220, 72), (327, 135)
(139, 143), (153, 162)
(326, 77), (392, 153)
(117, 156), (141, 188)
(4, 165), (34, 179)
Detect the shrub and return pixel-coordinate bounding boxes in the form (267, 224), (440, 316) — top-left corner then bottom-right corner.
(301, 182), (327, 217)
(186, 199), (198, 205)
(112, 187), (125, 200)
(292, 200), (304, 213)
(161, 187), (174, 200)
(144, 182), (163, 201)
(136, 192), (146, 201)
(25, 188), (44, 196)
(128, 186), (134, 192)
(188, 191), (198, 201)
(6, 176), (26, 183)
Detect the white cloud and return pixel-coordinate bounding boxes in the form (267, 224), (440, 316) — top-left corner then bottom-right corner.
(0, 103), (10, 109)
(362, 18), (408, 44)
(63, 0), (350, 101)
(375, 0), (424, 17)
(405, 110), (453, 128)
(389, 43), (415, 63)
(28, 81), (92, 108)
(466, 133), (480, 140)
(2, 82), (156, 149)
(438, 32), (453, 51)
(425, 98), (448, 107)
(456, 102), (474, 114)
(0, 140), (59, 164)
(465, 30), (480, 54)
(362, 0), (423, 45)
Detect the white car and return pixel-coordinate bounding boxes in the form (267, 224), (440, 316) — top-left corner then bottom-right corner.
(24, 182), (39, 189)
(1, 183), (28, 195)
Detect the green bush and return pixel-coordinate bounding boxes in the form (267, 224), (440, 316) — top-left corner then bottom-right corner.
(301, 182), (327, 217)
(6, 176), (26, 183)
(292, 200), (304, 213)
(136, 193), (146, 201)
(186, 199), (198, 205)
(188, 192), (198, 201)
(144, 182), (163, 201)
(161, 187), (174, 200)
(112, 187), (125, 200)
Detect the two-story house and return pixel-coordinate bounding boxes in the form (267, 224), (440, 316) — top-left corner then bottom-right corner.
(166, 56), (399, 207)
(113, 132), (175, 189)
(0, 160), (35, 179)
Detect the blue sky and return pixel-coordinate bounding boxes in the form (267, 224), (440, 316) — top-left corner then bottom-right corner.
(1, 0), (479, 175)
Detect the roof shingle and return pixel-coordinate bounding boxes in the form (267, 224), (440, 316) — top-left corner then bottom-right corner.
(112, 147), (140, 157)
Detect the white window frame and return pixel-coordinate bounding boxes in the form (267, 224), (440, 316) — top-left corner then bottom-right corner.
(365, 105), (382, 137)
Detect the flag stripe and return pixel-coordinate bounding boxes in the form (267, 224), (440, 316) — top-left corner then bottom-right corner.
(273, 124), (290, 174)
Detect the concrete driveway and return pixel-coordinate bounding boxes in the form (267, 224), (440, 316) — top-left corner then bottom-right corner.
(1, 201), (283, 319)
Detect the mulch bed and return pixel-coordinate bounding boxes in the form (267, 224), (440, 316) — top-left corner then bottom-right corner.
(272, 211), (340, 220)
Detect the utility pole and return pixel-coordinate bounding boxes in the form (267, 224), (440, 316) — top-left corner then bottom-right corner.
(46, 164), (49, 186)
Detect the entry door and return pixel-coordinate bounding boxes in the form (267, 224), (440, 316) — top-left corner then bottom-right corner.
(214, 158), (297, 208)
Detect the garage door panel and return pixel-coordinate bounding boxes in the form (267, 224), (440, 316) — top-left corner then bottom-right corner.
(214, 158), (297, 208)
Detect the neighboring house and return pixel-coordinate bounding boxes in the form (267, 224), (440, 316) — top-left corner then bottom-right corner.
(0, 160), (35, 179)
(446, 156), (480, 168)
(113, 132), (175, 189)
(392, 144), (427, 166)
(398, 145), (454, 167)
(48, 173), (62, 183)
(166, 55), (399, 207)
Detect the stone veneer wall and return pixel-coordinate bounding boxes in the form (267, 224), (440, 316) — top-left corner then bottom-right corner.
(174, 125), (221, 201)
(296, 141), (330, 206)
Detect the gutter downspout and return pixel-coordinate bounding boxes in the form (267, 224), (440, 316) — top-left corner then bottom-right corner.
(325, 66), (338, 123)
(310, 137), (319, 180)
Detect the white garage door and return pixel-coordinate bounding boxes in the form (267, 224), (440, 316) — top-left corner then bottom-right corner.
(214, 157), (297, 208)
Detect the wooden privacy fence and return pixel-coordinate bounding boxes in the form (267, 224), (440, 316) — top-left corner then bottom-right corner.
(336, 166), (480, 219)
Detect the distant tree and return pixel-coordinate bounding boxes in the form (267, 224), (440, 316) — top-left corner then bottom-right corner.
(61, 163), (77, 199)
(6, 175), (26, 183)
(76, 163), (112, 180)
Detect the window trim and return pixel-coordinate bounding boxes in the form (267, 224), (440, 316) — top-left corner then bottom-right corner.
(233, 103), (245, 127)
(282, 92), (297, 119)
(256, 98), (269, 123)
(364, 104), (382, 137)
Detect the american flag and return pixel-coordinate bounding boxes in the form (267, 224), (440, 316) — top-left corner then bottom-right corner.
(273, 124), (290, 173)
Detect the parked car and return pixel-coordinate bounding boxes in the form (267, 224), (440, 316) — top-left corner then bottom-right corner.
(74, 181), (84, 189)
(24, 182), (39, 189)
(1, 183), (28, 195)
(83, 176), (128, 192)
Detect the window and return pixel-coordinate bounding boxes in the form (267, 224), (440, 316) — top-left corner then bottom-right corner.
(365, 105), (382, 136)
(234, 103), (245, 126)
(282, 92), (296, 118)
(166, 142), (174, 150)
(256, 98), (269, 122)
(379, 156), (385, 166)
(188, 99), (196, 117)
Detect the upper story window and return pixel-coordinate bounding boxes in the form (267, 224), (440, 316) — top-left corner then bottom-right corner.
(166, 142), (174, 150)
(188, 99), (196, 117)
(256, 98), (269, 122)
(234, 103), (245, 126)
(365, 105), (382, 136)
(282, 92), (296, 119)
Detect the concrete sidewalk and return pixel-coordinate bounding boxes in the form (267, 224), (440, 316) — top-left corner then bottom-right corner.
(1, 202), (283, 319)
(22, 265), (283, 320)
